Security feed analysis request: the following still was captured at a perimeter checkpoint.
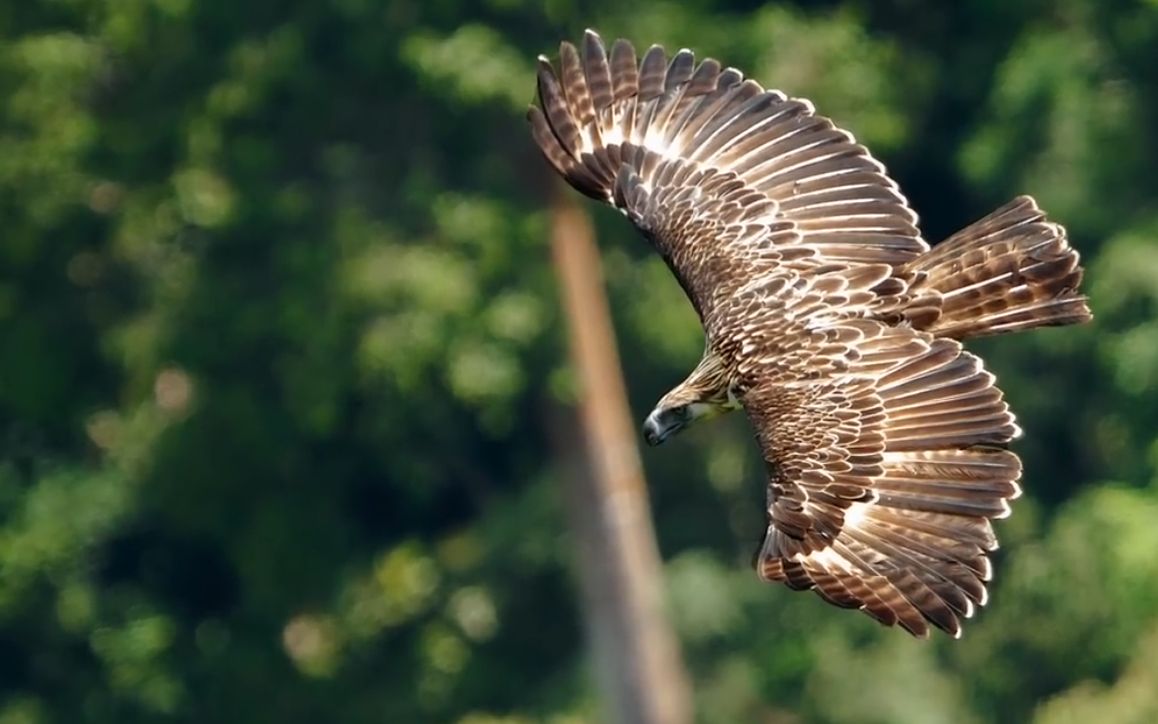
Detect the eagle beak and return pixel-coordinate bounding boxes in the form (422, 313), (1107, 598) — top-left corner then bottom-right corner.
(642, 409), (673, 446)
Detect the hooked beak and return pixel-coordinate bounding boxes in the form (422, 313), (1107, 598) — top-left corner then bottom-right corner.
(642, 409), (676, 446)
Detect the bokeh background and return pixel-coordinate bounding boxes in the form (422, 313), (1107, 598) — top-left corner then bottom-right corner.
(2, 0), (1158, 722)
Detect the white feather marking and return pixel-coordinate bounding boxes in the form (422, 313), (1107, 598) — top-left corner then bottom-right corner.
(937, 273), (1016, 301)
(805, 314), (841, 331)
(843, 501), (871, 529)
(783, 181), (882, 201)
(795, 546), (853, 573)
(723, 119), (822, 171)
(762, 157), (900, 195)
(880, 451), (1005, 467)
(579, 127), (597, 155)
(1008, 479), (1024, 500)
(787, 196), (885, 213)
(643, 132), (684, 160)
(688, 95), (793, 163)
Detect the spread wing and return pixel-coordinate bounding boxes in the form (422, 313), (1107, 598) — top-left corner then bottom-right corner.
(742, 319), (1022, 638)
(528, 29), (929, 318)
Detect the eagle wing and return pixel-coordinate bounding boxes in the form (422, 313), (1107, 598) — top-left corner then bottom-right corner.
(740, 316), (1022, 638)
(528, 30), (929, 318)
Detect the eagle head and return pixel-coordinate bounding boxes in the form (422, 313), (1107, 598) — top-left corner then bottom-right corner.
(643, 353), (737, 445)
(642, 397), (730, 446)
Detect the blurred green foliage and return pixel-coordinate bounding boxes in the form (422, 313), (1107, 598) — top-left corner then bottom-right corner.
(0, 0), (1155, 722)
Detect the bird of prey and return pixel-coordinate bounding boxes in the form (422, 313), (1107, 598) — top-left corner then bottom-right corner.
(528, 30), (1091, 638)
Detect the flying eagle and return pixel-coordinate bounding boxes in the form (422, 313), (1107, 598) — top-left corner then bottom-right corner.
(528, 30), (1091, 638)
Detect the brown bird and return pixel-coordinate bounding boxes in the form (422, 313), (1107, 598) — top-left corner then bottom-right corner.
(528, 30), (1091, 638)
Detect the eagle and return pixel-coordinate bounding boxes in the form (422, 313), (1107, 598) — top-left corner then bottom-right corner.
(528, 30), (1091, 638)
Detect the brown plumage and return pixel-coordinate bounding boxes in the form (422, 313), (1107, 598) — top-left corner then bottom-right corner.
(528, 30), (1091, 638)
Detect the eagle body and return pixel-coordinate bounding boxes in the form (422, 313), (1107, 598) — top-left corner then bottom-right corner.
(529, 30), (1091, 637)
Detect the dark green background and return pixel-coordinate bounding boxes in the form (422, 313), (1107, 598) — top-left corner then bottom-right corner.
(1, 0), (1155, 721)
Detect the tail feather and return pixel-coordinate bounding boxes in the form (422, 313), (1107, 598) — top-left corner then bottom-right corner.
(906, 196), (1092, 339)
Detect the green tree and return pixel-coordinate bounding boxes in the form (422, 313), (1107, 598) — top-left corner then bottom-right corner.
(0, 1), (1155, 722)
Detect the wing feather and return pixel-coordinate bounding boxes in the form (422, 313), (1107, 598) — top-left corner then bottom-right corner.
(637, 45), (668, 100)
(528, 30), (928, 316)
(609, 39), (638, 99)
(583, 32), (613, 117)
(746, 322), (1022, 638)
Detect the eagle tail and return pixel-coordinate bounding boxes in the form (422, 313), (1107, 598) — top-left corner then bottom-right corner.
(907, 196), (1092, 339)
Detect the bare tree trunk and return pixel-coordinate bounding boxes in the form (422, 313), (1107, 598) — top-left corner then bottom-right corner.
(549, 189), (693, 724)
